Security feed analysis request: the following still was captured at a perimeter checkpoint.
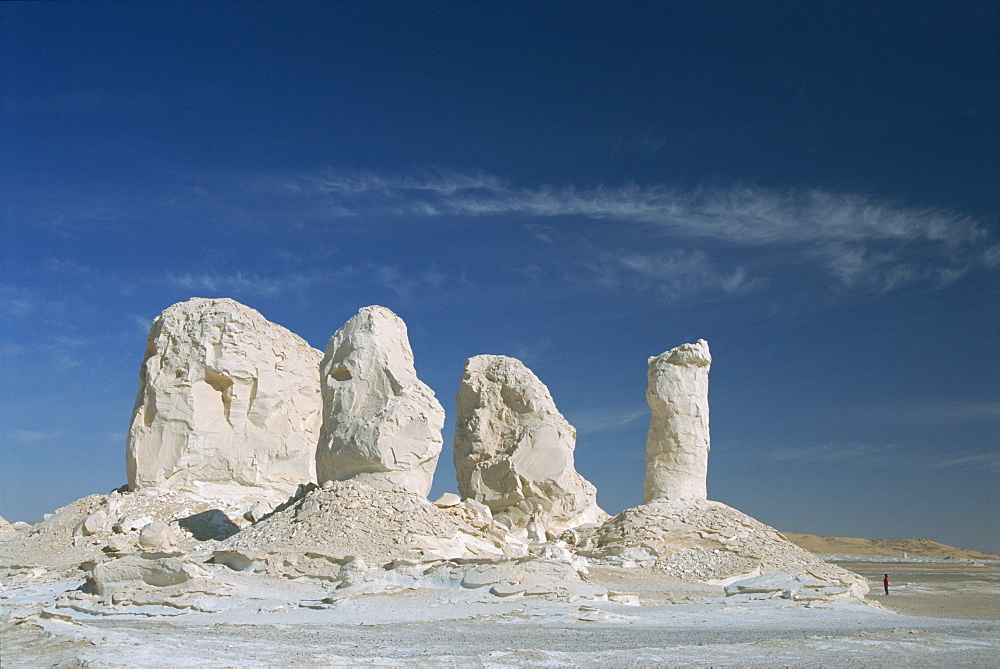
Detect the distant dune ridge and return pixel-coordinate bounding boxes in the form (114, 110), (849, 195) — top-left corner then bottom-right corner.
(782, 533), (1000, 560)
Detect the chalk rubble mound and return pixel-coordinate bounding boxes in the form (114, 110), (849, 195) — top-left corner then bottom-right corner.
(0, 487), (262, 570)
(644, 339), (712, 502)
(317, 306), (444, 497)
(216, 480), (524, 578)
(588, 498), (869, 600)
(454, 354), (608, 537)
(126, 297), (323, 498)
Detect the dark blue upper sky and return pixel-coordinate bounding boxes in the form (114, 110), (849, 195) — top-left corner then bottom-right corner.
(2, 1), (997, 551)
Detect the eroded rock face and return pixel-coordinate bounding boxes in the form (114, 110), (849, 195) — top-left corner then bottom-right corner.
(316, 306), (444, 496)
(126, 298), (323, 496)
(644, 340), (711, 502)
(454, 355), (607, 535)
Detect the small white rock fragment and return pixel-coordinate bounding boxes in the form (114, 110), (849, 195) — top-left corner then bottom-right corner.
(79, 511), (108, 536)
(433, 493), (462, 508)
(138, 521), (177, 552)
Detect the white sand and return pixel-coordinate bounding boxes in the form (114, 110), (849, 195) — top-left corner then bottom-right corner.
(3, 559), (998, 667)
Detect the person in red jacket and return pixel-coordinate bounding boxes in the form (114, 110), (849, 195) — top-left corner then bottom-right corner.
(883, 574), (889, 595)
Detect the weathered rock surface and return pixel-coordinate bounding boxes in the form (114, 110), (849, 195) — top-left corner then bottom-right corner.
(588, 499), (869, 600)
(138, 521), (177, 552)
(0, 515), (18, 541)
(454, 355), (607, 536)
(126, 298), (323, 497)
(83, 555), (211, 597)
(317, 306), (444, 497)
(644, 340), (712, 502)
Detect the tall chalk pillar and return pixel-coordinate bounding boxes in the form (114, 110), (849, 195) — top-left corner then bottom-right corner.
(644, 339), (711, 502)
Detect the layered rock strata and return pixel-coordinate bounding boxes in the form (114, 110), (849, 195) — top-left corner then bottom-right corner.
(454, 354), (607, 536)
(317, 306), (444, 496)
(126, 298), (323, 496)
(644, 340), (711, 502)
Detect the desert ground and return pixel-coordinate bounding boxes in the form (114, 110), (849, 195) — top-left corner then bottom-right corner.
(3, 549), (997, 667)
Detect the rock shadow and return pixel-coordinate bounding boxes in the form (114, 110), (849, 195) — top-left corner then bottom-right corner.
(177, 509), (240, 541)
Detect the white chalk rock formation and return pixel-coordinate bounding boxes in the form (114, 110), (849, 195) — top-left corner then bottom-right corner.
(454, 355), (607, 535)
(317, 306), (444, 497)
(126, 298), (323, 496)
(644, 339), (711, 502)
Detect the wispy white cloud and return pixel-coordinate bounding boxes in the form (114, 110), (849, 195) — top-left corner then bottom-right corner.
(933, 452), (1000, 474)
(257, 168), (986, 247)
(760, 442), (900, 465)
(164, 264), (450, 302)
(569, 405), (649, 436)
(10, 429), (66, 443)
(50, 335), (89, 348)
(368, 263), (416, 298)
(129, 315), (152, 336)
(570, 248), (765, 301)
(165, 270), (333, 298)
(615, 249), (766, 300)
(0, 342), (29, 358)
(238, 168), (992, 294)
(881, 401), (1000, 426)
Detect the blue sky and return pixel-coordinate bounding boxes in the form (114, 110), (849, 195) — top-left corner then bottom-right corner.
(2, 2), (997, 552)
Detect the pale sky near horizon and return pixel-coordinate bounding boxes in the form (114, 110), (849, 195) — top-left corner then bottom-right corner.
(2, 2), (998, 552)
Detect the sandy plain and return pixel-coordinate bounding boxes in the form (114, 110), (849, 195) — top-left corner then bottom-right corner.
(845, 560), (1000, 621)
(3, 555), (998, 667)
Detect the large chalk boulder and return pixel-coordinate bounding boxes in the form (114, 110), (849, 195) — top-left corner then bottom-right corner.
(126, 298), (323, 496)
(316, 306), (444, 496)
(644, 339), (711, 502)
(454, 355), (607, 535)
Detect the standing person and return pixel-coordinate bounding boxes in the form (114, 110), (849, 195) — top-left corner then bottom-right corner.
(883, 574), (889, 595)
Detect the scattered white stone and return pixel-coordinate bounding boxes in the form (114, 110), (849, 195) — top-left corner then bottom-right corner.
(126, 297), (323, 497)
(243, 501), (274, 523)
(78, 511), (108, 536)
(104, 534), (134, 554)
(114, 516), (150, 534)
(454, 354), (608, 534)
(138, 521), (177, 552)
(462, 498), (493, 522)
(724, 572), (856, 602)
(433, 493), (463, 508)
(317, 306), (445, 497)
(644, 340), (712, 502)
